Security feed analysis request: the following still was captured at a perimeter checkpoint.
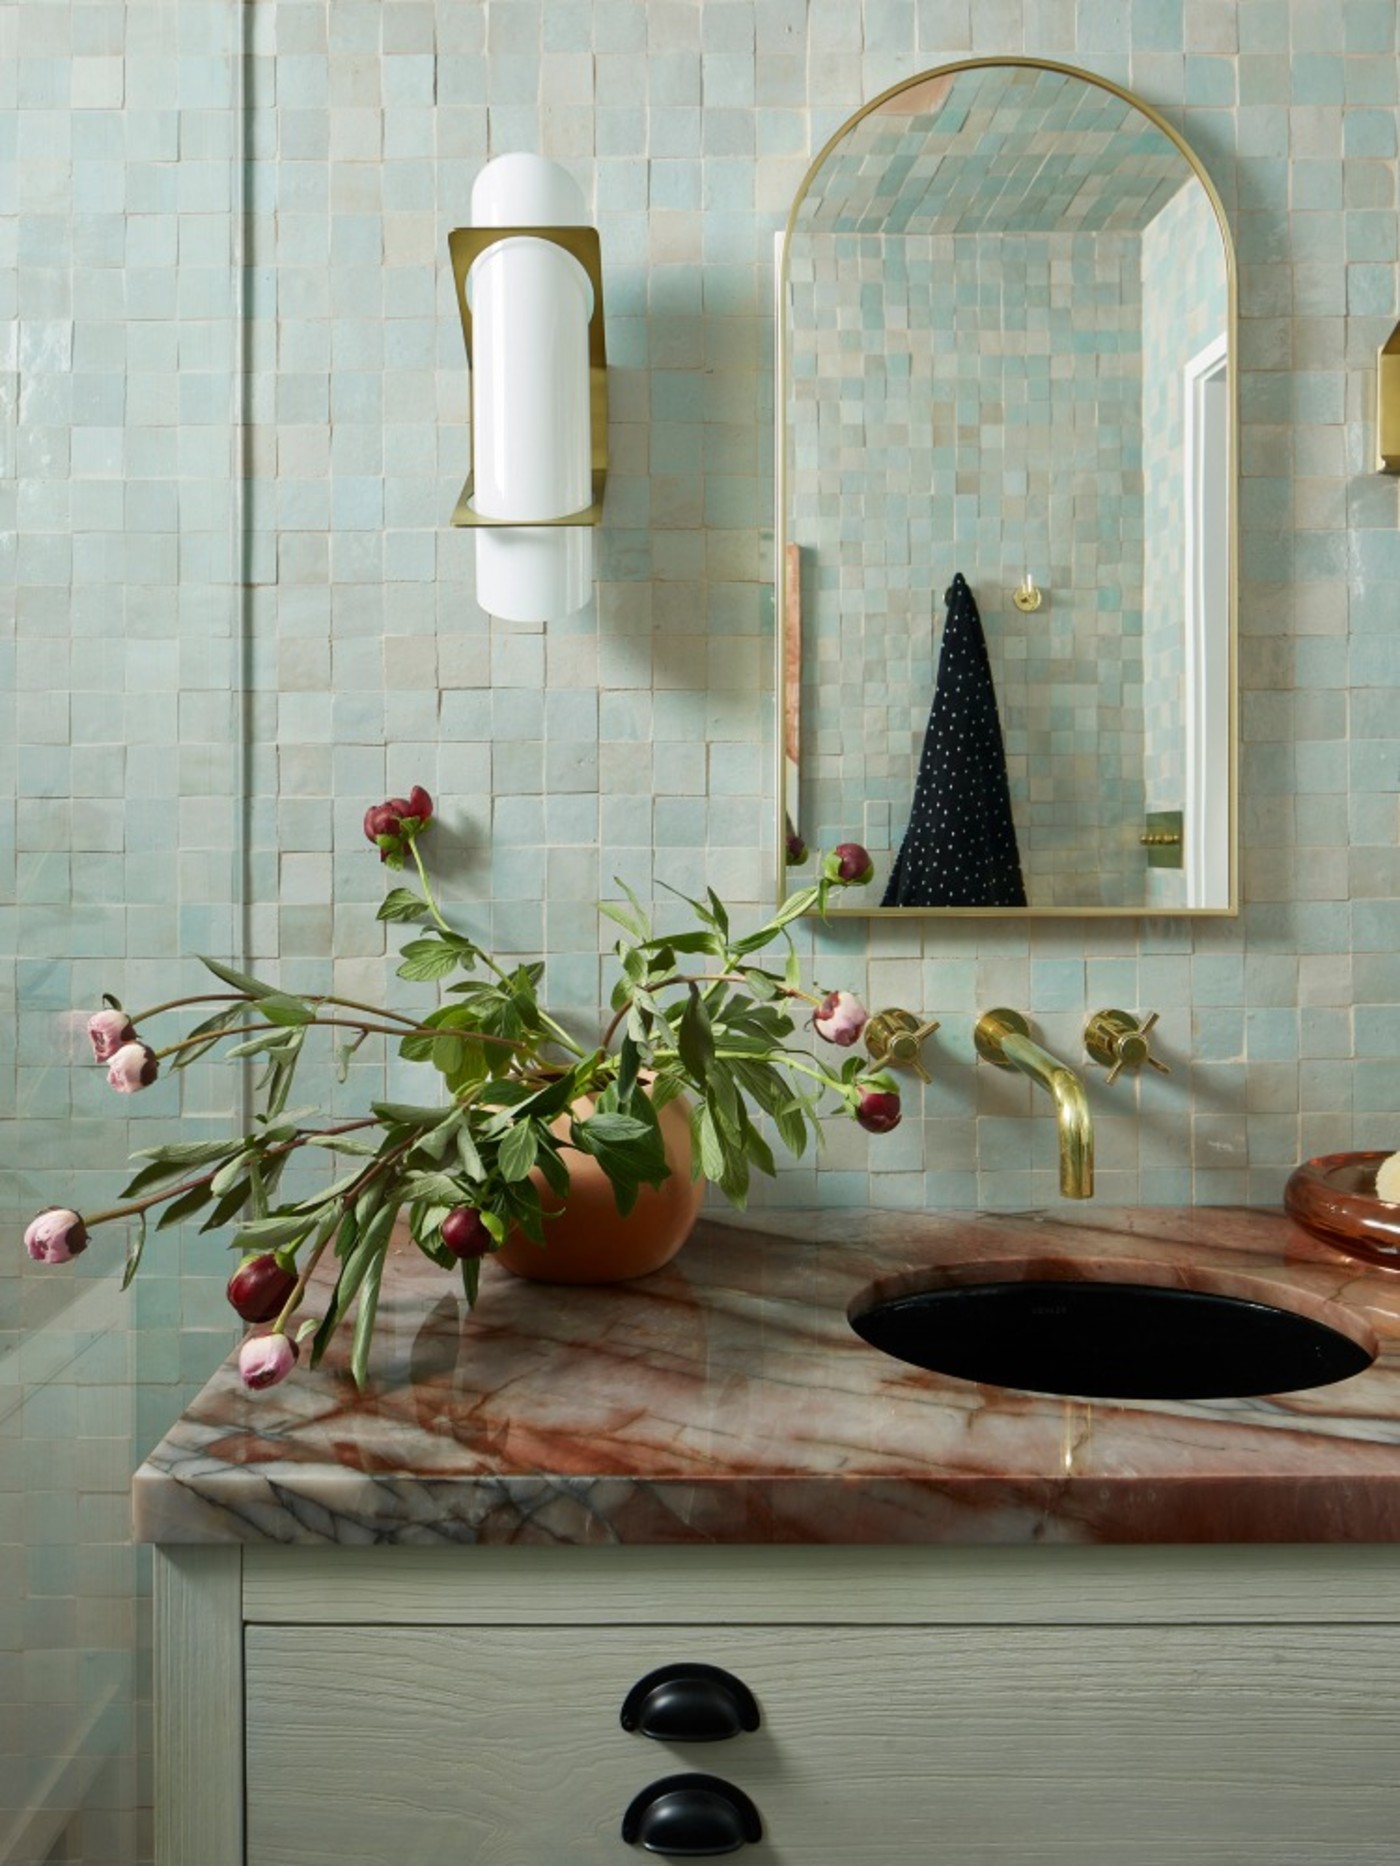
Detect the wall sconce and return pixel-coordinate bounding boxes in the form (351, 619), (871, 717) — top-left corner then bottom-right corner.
(1377, 321), (1400, 474)
(448, 155), (608, 622)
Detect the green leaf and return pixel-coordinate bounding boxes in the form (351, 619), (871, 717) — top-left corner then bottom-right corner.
(534, 1135), (571, 1200)
(576, 1112), (652, 1146)
(706, 887), (730, 941)
(402, 1171), (471, 1205)
(210, 1151), (251, 1199)
(677, 987), (716, 1085)
(377, 887), (433, 924)
(349, 1230), (390, 1392)
(397, 937), (469, 983)
(172, 1003), (247, 1071)
(742, 1123), (778, 1180)
(774, 1100), (808, 1157)
(617, 1033), (640, 1104)
(257, 992), (315, 1027)
(498, 1119), (539, 1184)
(224, 1030), (298, 1061)
(459, 1254), (481, 1308)
(695, 1102), (726, 1182)
(121, 1210), (148, 1291)
(291, 1168), (365, 1213)
(197, 955), (279, 999)
(371, 1101), (452, 1128)
(200, 1180), (254, 1233)
(156, 1182), (215, 1230)
(414, 1110), (464, 1163)
(232, 1214), (315, 1249)
(303, 1135), (377, 1156)
(784, 943), (802, 990)
(455, 1122), (484, 1182)
(731, 887), (820, 954)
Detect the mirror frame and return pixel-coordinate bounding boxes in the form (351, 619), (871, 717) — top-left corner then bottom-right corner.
(775, 56), (1238, 918)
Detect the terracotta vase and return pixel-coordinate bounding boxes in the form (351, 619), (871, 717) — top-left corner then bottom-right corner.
(492, 1091), (706, 1285)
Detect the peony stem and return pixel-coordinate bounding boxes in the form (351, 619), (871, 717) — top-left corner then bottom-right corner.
(152, 1013), (529, 1062)
(80, 1119), (382, 1228)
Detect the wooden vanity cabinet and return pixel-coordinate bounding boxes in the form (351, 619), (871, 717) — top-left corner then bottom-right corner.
(157, 1542), (1400, 1866)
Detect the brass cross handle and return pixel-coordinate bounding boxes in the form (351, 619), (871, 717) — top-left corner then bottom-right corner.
(863, 1008), (940, 1083)
(1084, 1009), (1170, 1086)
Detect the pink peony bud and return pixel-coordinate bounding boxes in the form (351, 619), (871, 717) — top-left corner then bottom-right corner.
(824, 842), (874, 887)
(107, 1041), (159, 1094)
(24, 1208), (89, 1264)
(238, 1332), (299, 1392)
(405, 785), (433, 827)
(814, 989), (868, 1048)
(88, 1008), (136, 1063)
(855, 1084), (902, 1134)
(227, 1253), (299, 1324)
(441, 1207), (492, 1260)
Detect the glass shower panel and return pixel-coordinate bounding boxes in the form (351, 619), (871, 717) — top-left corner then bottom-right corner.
(0, 2), (244, 1859)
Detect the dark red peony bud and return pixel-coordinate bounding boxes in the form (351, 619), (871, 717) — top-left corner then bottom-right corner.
(825, 841), (875, 887)
(227, 1253), (299, 1324)
(441, 1207), (492, 1260)
(406, 785), (433, 826)
(855, 1085), (902, 1133)
(363, 801), (401, 844)
(786, 829), (809, 866)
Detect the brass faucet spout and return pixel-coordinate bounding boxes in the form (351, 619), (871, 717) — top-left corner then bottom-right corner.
(974, 1010), (1095, 1199)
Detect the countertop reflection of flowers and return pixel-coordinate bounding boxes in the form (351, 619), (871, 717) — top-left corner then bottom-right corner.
(24, 793), (901, 1391)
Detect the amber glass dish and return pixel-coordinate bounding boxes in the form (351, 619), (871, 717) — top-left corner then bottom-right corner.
(1284, 1152), (1400, 1269)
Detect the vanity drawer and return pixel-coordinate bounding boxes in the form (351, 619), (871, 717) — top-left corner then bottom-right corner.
(244, 1621), (1400, 1865)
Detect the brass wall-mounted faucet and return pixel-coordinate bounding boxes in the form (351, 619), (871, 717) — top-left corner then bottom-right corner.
(974, 1009), (1094, 1199)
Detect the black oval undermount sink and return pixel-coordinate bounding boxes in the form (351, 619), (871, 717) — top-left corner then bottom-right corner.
(849, 1278), (1376, 1401)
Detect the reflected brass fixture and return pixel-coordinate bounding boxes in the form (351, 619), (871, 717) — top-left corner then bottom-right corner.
(1378, 321), (1400, 474)
(1011, 571), (1043, 613)
(974, 1008), (1094, 1199)
(1140, 809), (1184, 868)
(864, 1008), (940, 1082)
(1084, 1009), (1170, 1087)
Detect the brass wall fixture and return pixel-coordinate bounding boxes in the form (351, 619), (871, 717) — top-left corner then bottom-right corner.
(1140, 809), (1184, 868)
(863, 1009), (941, 1082)
(1011, 571), (1043, 613)
(1378, 321), (1400, 473)
(1084, 1009), (1170, 1086)
(447, 223), (609, 531)
(974, 1009), (1093, 1199)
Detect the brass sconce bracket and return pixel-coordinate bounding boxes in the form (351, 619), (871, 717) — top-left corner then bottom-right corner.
(447, 224), (609, 528)
(1378, 321), (1400, 474)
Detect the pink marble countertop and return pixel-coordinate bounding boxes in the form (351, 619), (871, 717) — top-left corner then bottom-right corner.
(133, 1206), (1400, 1547)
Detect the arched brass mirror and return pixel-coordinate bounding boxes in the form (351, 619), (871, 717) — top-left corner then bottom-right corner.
(776, 58), (1236, 916)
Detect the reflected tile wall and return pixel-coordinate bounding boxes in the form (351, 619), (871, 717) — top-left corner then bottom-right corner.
(792, 226), (1148, 908)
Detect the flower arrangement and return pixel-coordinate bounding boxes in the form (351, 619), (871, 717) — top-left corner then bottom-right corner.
(23, 791), (899, 1392)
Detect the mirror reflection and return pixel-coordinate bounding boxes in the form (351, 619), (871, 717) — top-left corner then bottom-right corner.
(778, 60), (1235, 915)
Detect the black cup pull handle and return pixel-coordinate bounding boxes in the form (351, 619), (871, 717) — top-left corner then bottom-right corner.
(621, 1774), (763, 1856)
(620, 1664), (760, 1742)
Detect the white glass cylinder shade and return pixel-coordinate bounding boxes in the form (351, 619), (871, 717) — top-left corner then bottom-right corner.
(468, 155), (593, 623)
